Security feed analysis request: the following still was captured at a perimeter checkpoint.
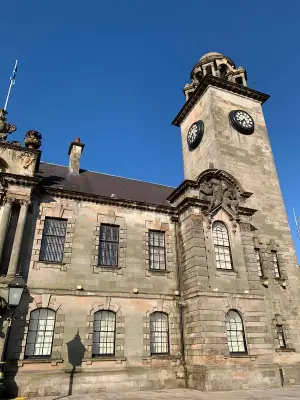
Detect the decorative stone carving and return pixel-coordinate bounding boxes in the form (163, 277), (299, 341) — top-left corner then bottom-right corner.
(24, 130), (42, 150)
(0, 108), (16, 142)
(21, 151), (35, 169)
(199, 177), (240, 214)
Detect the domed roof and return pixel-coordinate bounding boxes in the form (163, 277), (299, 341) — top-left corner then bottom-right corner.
(199, 52), (236, 67)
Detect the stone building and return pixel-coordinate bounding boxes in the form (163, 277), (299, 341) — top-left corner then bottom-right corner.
(0, 51), (299, 397)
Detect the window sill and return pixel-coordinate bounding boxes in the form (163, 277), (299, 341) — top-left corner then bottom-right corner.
(83, 356), (127, 364)
(143, 355), (180, 362)
(216, 269), (237, 275)
(38, 260), (66, 265)
(17, 358), (63, 367)
(148, 269), (171, 274)
(226, 354), (257, 359)
(96, 265), (122, 270)
(276, 348), (295, 353)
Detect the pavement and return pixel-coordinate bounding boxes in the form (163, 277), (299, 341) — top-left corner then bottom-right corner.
(17, 386), (300, 400)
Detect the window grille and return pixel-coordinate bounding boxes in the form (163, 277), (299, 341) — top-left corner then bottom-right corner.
(212, 222), (233, 270)
(149, 230), (166, 270)
(92, 310), (116, 356)
(276, 325), (286, 349)
(272, 251), (281, 278)
(39, 218), (67, 262)
(226, 310), (247, 354)
(255, 248), (263, 277)
(98, 225), (119, 267)
(150, 312), (169, 355)
(25, 308), (55, 358)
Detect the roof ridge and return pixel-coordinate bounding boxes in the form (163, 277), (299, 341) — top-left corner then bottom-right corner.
(40, 162), (176, 189)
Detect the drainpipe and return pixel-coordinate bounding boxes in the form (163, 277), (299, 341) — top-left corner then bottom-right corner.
(173, 215), (188, 388)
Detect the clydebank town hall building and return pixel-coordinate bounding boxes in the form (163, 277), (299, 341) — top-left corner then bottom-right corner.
(0, 52), (299, 397)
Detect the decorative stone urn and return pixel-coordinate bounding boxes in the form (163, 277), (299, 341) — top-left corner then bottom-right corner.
(24, 130), (42, 150)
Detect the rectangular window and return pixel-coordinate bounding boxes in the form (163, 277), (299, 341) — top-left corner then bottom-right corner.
(276, 325), (286, 349)
(149, 230), (166, 271)
(205, 65), (212, 75)
(255, 248), (263, 277)
(272, 251), (281, 278)
(98, 224), (119, 267)
(39, 218), (67, 263)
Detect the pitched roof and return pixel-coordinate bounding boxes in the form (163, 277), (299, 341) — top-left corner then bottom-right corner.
(37, 163), (175, 207)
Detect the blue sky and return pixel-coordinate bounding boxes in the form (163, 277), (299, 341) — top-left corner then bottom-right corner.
(1, 0), (300, 258)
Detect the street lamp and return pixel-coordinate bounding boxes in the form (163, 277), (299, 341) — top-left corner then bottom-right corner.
(7, 275), (26, 308)
(0, 275), (26, 396)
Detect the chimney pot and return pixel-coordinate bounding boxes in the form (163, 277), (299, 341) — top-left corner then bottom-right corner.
(68, 139), (85, 175)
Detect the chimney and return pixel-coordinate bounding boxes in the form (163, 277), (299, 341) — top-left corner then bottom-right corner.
(68, 137), (85, 175)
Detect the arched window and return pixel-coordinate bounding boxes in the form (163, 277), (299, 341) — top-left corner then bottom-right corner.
(226, 310), (247, 354)
(92, 310), (116, 357)
(150, 312), (169, 355)
(0, 158), (9, 173)
(212, 221), (233, 270)
(25, 308), (56, 358)
(219, 64), (228, 79)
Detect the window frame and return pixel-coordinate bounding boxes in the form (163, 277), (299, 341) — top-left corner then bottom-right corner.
(255, 248), (264, 277)
(92, 310), (116, 357)
(276, 324), (287, 349)
(149, 311), (169, 356)
(271, 250), (281, 279)
(24, 308), (56, 359)
(226, 310), (247, 356)
(148, 230), (166, 271)
(212, 221), (233, 270)
(98, 224), (119, 267)
(39, 217), (67, 263)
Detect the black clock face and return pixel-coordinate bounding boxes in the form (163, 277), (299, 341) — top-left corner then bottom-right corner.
(229, 110), (254, 134)
(187, 120), (204, 150)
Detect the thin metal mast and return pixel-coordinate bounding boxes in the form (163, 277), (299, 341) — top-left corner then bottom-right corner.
(4, 60), (18, 111)
(293, 208), (300, 240)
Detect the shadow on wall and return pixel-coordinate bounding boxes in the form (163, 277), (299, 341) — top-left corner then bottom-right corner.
(2, 293), (33, 399)
(53, 331), (86, 399)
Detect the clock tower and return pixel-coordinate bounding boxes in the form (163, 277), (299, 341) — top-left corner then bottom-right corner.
(170, 52), (300, 391)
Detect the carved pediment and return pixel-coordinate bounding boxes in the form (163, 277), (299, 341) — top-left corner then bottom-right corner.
(198, 170), (254, 218)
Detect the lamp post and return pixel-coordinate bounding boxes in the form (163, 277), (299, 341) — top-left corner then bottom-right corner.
(0, 275), (26, 395)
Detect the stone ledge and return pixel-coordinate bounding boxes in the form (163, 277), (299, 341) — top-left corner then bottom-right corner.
(225, 354), (258, 360)
(83, 356), (127, 365)
(276, 348), (295, 353)
(147, 269), (171, 275)
(17, 358), (63, 367)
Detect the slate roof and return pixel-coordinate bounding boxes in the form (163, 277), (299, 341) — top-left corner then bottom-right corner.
(37, 163), (175, 207)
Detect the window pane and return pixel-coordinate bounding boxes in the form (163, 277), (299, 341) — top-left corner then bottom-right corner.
(213, 222), (233, 270)
(92, 311), (115, 356)
(149, 231), (166, 271)
(25, 308), (55, 358)
(255, 249), (263, 277)
(98, 225), (119, 267)
(226, 310), (247, 354)
(39, 219), (67, 262)
(150, 312), (169, 355)
(272, 251), (281, 278)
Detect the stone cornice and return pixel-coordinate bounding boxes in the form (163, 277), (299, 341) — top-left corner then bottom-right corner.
(172, 75), (270, 126)
(44, 187), (176, 216)
(1, 172), (41, 187)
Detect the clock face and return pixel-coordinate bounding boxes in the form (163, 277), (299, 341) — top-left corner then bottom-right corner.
(187, 120), (204, 150)
(229, 110), (254, 134)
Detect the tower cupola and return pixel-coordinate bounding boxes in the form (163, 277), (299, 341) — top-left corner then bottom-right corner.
(183, 52), (247, 101)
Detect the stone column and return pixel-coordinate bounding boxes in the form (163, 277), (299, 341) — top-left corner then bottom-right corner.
(0, 198), (13, 264)
(7, 200), (29, 277)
